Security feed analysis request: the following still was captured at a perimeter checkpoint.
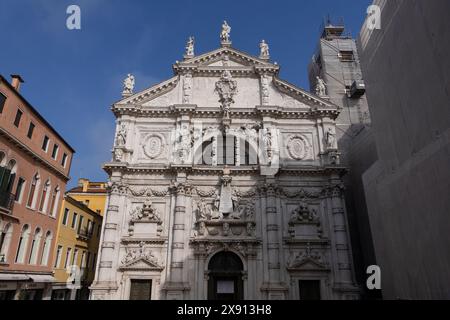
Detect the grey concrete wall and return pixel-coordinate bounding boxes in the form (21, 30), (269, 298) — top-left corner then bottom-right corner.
(359, 0), (450, 299)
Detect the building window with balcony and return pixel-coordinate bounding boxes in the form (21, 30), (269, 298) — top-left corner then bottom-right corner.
(87, 220), (93, 236)
(14, 177), (26, 203)
(27, 173), (40, 209)
(27, 122), (35, 139)
(77, 216), (84, 235)
(62, 208), (69, 225)
(54, 245), (63, 268)
(40, 231), (52, 266)
(0, 223), (13, 263)
(38, 180), (51, 213)
(42, 135), (49, 152)
(13, 109), (23, 127)
(51, 144), (59, 160)
(15, 224), (30, 264)
(28, 227), (42, 265)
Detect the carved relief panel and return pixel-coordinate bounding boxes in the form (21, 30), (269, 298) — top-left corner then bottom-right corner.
(135, 128), (170, 163)
(281, 132), (315, 164)
(127, 200), (167, 238)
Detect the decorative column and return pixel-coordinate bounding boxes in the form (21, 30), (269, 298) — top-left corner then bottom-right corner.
(262, 179), (287, 299)
(164, 176), (191, 299)
(328, 176), (359, 298)
(90, 178), (126, 299)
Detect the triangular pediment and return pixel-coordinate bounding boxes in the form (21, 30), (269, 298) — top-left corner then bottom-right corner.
(287, 258), (329, 271)
(113, 46), (338, 112)
(119, 257), (164, 271)
(179, 46), (278, 69)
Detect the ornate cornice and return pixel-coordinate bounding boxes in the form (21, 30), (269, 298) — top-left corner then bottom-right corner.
(111, 103), (340, 120)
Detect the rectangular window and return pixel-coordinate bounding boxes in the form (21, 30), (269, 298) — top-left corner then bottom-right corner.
(62, 208), (69, 225)
(0, 93), (6, 113)
(14, 109), (23, 127)
(64, 248), (72, 268)
(61, 153), (68, 167)
(42, 136), (49, 152)
(299, 280), (321, 300)
(129, 280), (152, 300)
(72, 249), (78, 265)
(51, 144), (59, 160)
(27, 122), (35, 139)
(77, 216), (84, 234)
(14, 177), (26, 202)
(87, 220), (92, 235)
(71, 213), (78, 229)
(54, 245), (63, 268)
(339, 50), (355, 62)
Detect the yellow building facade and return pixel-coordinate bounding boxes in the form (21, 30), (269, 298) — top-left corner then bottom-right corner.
(51, 195), (103, 300)
(67, 179), (108, 216)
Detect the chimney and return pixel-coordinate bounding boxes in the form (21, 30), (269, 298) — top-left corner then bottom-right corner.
(10, 74), (24, 92)
(78, 178), (89, 192)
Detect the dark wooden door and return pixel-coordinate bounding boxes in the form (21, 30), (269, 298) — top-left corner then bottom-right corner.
(299, 280), (321, 300)
(129, 279), (152, 300)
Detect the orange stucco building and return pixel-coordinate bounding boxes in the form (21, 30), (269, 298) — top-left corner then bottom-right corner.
(0, 74), (75, 300)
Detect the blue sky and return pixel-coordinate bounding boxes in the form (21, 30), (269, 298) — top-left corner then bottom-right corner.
(0, 0), (371, 188)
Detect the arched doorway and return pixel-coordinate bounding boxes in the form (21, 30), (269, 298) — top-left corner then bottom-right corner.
(207, 251), (244, 300)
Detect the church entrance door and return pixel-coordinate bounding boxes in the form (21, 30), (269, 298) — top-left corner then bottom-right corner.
(207, 251), (244, 300)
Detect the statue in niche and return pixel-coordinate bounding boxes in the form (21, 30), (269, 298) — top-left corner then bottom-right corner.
(176, 124), (193, 163)
(326, 127), (336, 149)
(196, 199), (208, 221)
(210, 191), (222, 220)
(262, 128), (273, 162)
(260, 40), (270, 58)
(185, 36), (195, 56)
(315, 76), (327, 97)
(246, 203), (255, 220)
(116, 124), (127, 146)
(220, 20), (231, 42)
(123, 74), (135, 95)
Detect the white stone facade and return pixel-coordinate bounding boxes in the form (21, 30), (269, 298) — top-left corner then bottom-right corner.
(90, 38), (360, 300)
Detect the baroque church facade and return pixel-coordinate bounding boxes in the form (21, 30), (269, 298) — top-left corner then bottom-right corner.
(90, 23), (360, 300)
